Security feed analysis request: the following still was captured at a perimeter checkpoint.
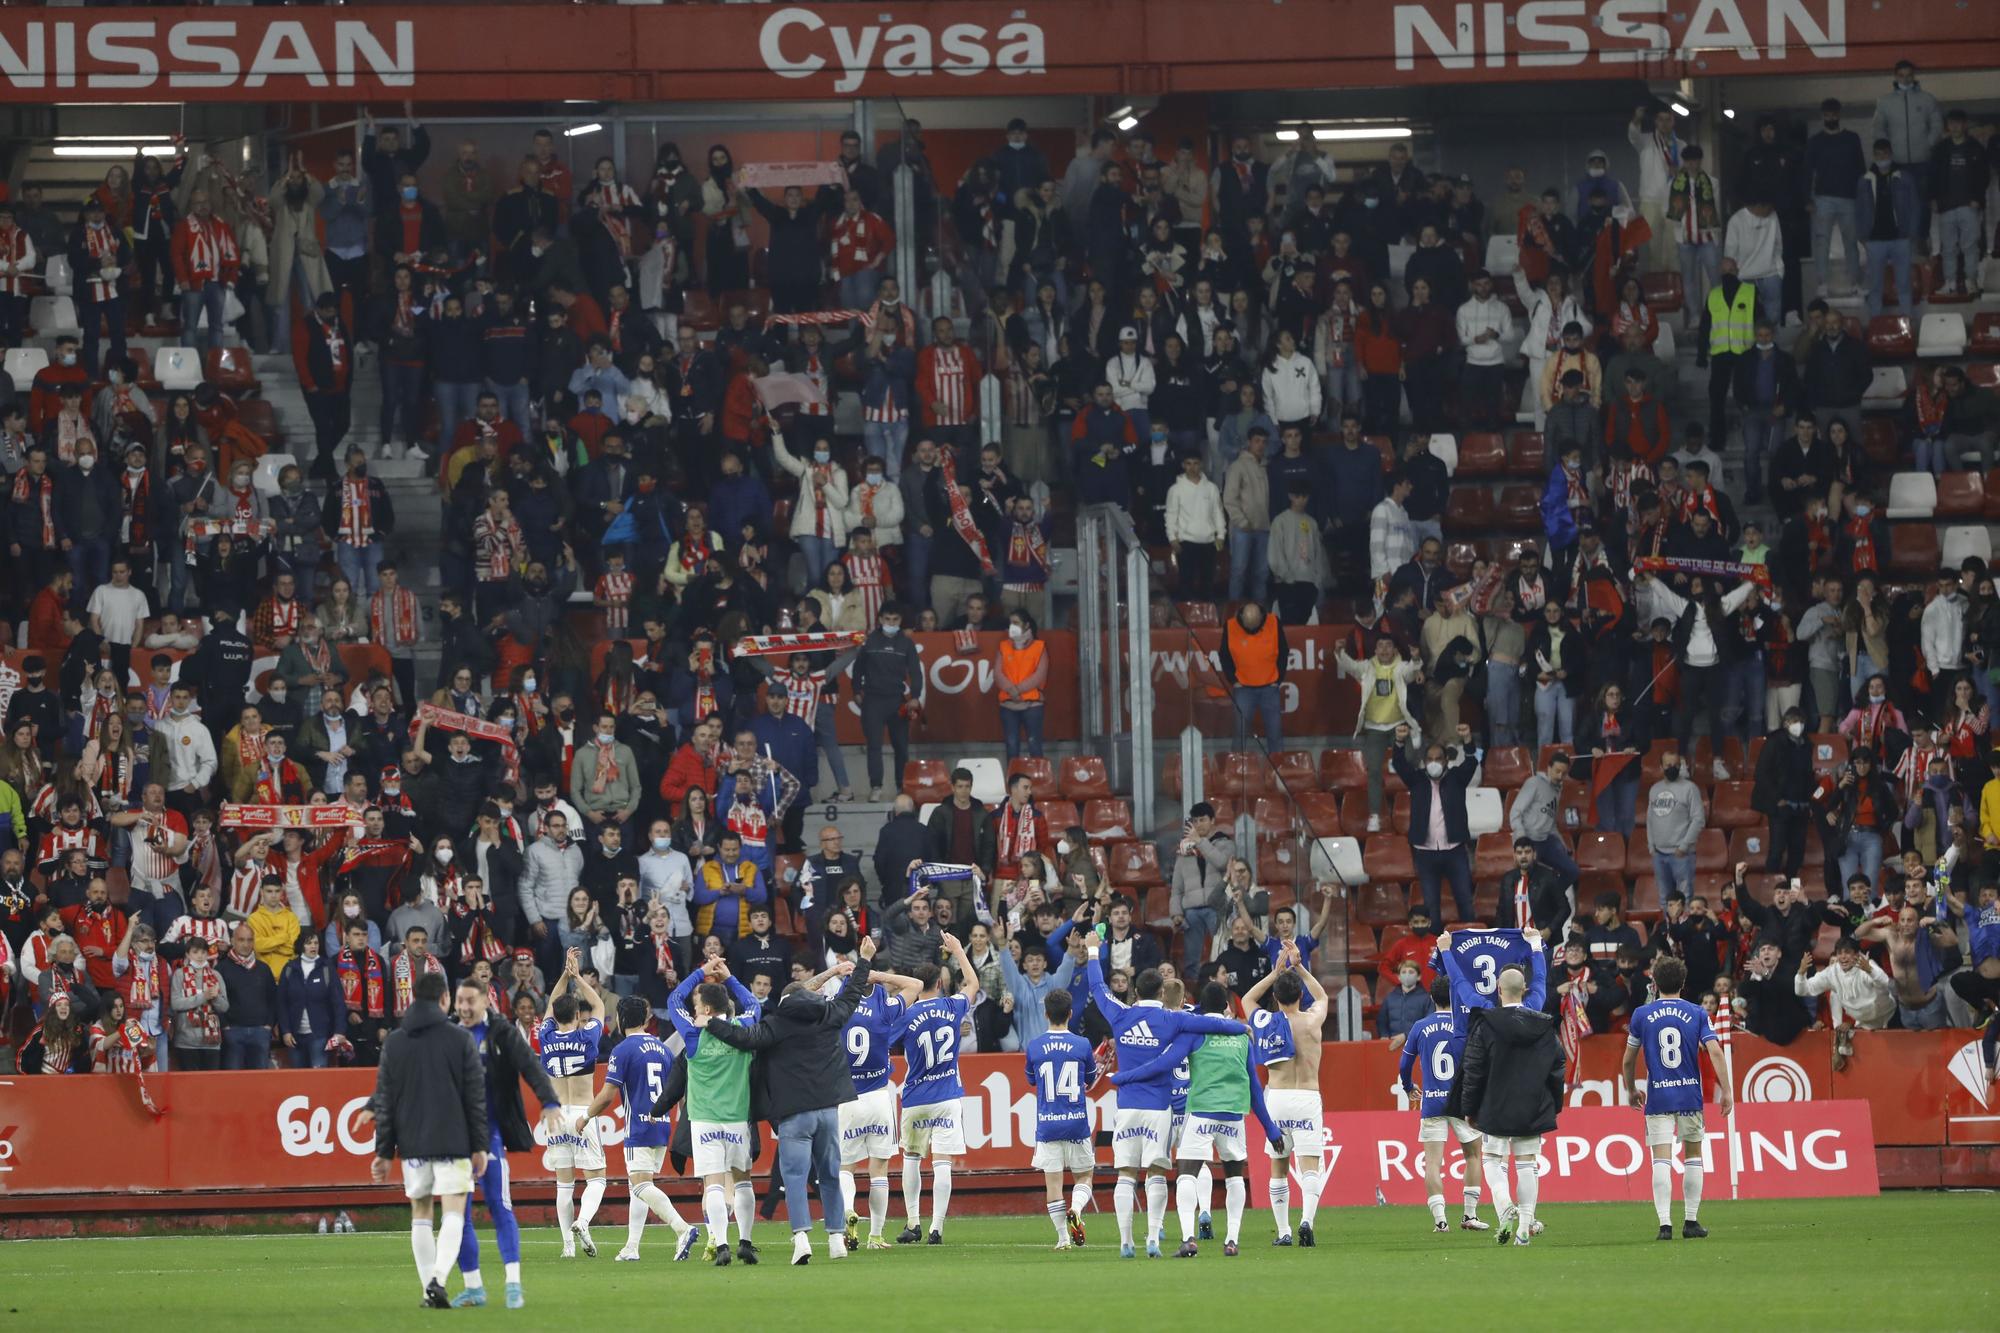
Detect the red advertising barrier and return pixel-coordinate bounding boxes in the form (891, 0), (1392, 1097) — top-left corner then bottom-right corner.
(0, 2), (1990, 103)
(2, 1034), (1973, 1201)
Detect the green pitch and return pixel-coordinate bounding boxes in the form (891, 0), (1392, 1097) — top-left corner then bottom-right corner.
(4, 1196), (1994, 1330)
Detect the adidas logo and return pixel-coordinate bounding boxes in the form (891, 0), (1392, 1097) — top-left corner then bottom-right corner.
(1125, 1020), (1162, 1047)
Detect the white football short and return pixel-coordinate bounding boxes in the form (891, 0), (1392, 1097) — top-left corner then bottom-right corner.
(402, 1157), (473, 1200)
(1031, 1137), (1096, 1173)
(538, 1103), (606, 1172)
(1265, 1088), (1324, 1157)
(1419, 1115), (1480, 1146)
(625, 1144), (670, 1176)
(900, 1099), (966, 1157)
(1111, 1107), (1175, 1171)
(1178, 1114), (1248, 1163)
(840, 1087), (898, 1165)
(1645, 1111), (1706, 1148)
(1481, 1134), (1545, 1159)
(690, 1120), (754, 1176)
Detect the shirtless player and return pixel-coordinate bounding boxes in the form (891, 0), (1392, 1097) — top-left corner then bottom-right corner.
(1260, 939), (1328, 1247)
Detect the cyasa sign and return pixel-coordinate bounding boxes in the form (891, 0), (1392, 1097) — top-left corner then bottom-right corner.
(758, 6), (1047, 95)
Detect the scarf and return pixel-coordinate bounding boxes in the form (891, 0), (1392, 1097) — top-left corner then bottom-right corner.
(653, 923), (677, 980)
(181, 213), (239, 279)
(296, 636), (332, 680)
(939, 449), (995, 576)
(733, 630), (865, 658)
(338, 479), (373, 544)
(590, 737), (623, 794)
(1512, 870), (1536, 930)
(175, 962), (223, 1043)
(676, 528), (712, 575)
(11, 470), (53, 545)
(1004, 520), (1050, 589)
(188, 826), (221, 897)
(391, 948), (444, 1013)
(1853, 699), (1896, 750)
(1896, 742), (1941, 804)
(369, 586), (420, 648)
(596, 571), (634, 634)
(1558, 979), (1593, 1091)
(121, 467), (151, 549)
(995, 802), (1045, 869)
(412, 701), (521, 788)
(221, 802), (358, 830)
(727, 797), (768, 847)
(235, 725), (267, 774)
(1633, 556), (1772, 586)
(126, 949), (164, 1015)
(1805, 513), (1834, 572)
(229, 484), (257, 522)
(313, 313), (348, 384)
(454, 901), (508, 967)
(82, 220), (122, 302)
(1844, 514), (1880, 573)
(589, 180), (637, 258)
(338, 946), (386, 1017)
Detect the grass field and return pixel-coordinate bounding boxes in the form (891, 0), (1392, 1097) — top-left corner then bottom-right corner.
(4, 1196), (1995, 1329)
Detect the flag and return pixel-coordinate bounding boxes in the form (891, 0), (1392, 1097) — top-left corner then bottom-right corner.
(1558, 984), (1592, 1091)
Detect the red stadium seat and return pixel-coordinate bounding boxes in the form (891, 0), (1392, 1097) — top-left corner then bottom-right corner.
(902, 760), (952, 804)
(1215, 750), (1271, 798)
(1457, 432), (1508, 477)
(721, 288), (772, 323)
(1860, 418), (1902, 470)
(1108, 842), (1164, 890)
(1695, 828), (1729, 874)
(1970, 363), (2000, 392)
(1937, 470), (1986, 518)
(1258, 840), (1305, 888)
(1176, 600), (1220, 627)
(1444, 485), (1494, 533)
(1296, 791), (1343, 837)
(1319, 748), (1369, 792)
(1007, 756), (1059, 801)
(1639, 271), (1683, 313)
(1973, 312), (2000, 357)
(1272, 749), (1317, 794)
(681, 290), (720, 331)
(1083, 799), (1135, 841)
(1888, 522), (1941, 577)
(205, 346), (258, 394)
(1250, 797), (1294, 836)
(129, 345), (156, 390)
(1806, 734), (1848, 777)
(1986, 470), (2000, 522)
(1366, 435), (1396, 472)
(235, 397), (280, 448)
(1390, 792), (1413, 836)
(1710, 782), (1759, 829)
(1347, 923), (1381, 968)
(1482, 745), (1533, 790)
(1866, 314), (1915, 361)
(1575, 831), (1625, 873)
(1363, 836), (1415, 883)
(1495, 485), (1542, 532)
(1508, 431), (1546, 478)
(1339, 791), (1377, 838)
(1059, 756), (1114, 799)
(1161, 752), (1185, 800)
(1043, 801), (1080, 834)
(1474, 832), (1516, 879)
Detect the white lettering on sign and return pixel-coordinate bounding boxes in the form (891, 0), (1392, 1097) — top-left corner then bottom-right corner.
(760, 6), (1045, 94)
(1391, 0), (1844, 71)
(0, 19), (413, 90)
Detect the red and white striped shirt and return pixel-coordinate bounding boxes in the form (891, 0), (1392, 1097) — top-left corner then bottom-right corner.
(596, 571), (634, 635)
(163, 913), (229, 951)
(783, 670), (825, 728)
(225, 864), (265, 919)
(130, 816), (191, 887)
(919, 344), (978, 427)
(797, 352), (830, 417)
(829, 209), (891, 278)
(845, 553), (890, 628)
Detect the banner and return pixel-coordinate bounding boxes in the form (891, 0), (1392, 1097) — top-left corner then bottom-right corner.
(0, 1037), (1952, 1201)
(219, 803), (357, 831)
(736, 162), (848, 189)
(0, 3), (1988, 103)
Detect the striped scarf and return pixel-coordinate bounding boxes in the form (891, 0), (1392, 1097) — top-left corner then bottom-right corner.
(391, 949), (444, 1015)
(338, 946), (386, 1018)
(339, 479), (373, 544)
(939, 449), (995, 576)
(175, 962), (223, 1044)
(369, 587), (421, 650)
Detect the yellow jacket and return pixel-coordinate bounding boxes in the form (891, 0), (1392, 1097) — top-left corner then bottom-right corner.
(1980, 778), (2000, 850)
(248, 905), (299, 980)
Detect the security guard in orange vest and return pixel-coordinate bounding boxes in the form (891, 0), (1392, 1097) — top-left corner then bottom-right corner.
(1219, 600), (1287, 753)
(995, 610), (1049, 760)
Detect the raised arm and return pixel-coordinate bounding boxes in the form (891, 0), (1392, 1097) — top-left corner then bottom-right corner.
(1247, 1045), (1283, 1143)
(1085, 950), (1125, 1019)
(1109, 1031), (1200, 1087)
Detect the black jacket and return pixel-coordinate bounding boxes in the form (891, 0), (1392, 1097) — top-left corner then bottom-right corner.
(1487, 862), (1572, 940)
(700, 964), (872, 1124)
(369, 999), (488, 1162)
(1751, 728), (1814, 816)
(1390, 745), (1481, 848)
(475, 1012), (560, 1152)
(1459, 1003), (1565, 1137)
(852, 627), (923, 706)
(872, 812), (928, 906)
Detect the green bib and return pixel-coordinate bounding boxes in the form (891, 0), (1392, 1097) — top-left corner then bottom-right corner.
(1186, 1031), (1251, 1116)
(686, 1024), (754, 1122)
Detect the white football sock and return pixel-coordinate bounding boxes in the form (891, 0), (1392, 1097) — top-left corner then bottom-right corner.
(577, 1177), (606, 1230)
(1514, 1156), (1539, 1229)
(1046, 1198), (1069, 1242)
(461, 1266), (483, 1292)
(1145, 1175), (1169, 1245)
(503, 1261), (520, 1284)
(432, 1209), (465, 1286)
(929, 1162), (953, 1233)
(733, 1182), (756, 1243)
(1462, 1182), (1482, 1218)
(838, 1172), (857, 1223)
(626, 1199), (648, 1252)
(635, 1181), (690, 1235)
(1428, 1193), (1447, 1225)
(1482, 1155), (1513, 1213)
(1651, 1158), (1674, 1225)
(1114, 1177), (1136, 1247)
(869, 1175), (890, 1237)
(1196, 1163), (1214, 1217)
(1068, 1180), (1092, 1216)
(703, 1183), (729, 1245)
(902, 1158), (924, 1229)
(1683, 1159), (1704, 1221)
(410, 1216), (436, 1291)
(1225, 1176), (1246, 1244)
(554, 1181), (575, 1244)
(1269, 1176), (1291, 1237)
(1299, 1158), (1324, 1226)
(1175, 1174), (1198, 1243)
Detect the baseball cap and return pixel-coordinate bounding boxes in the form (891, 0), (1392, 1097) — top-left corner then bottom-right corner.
(1118, 325), (1138, 341)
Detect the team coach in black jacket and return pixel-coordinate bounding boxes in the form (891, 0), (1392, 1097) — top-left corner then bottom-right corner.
(367, 970), (487, 1308)
(1459, 961), (1566, 1247)
(700, 935), (881, 1265)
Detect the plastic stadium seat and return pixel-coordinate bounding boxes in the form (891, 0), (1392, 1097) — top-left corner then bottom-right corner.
(1862, 365), (1907, 410)
(1937, 471), (1985, 518)
(1482, 746), (1533, 790)
(721, 288), (772, 323)
(1258, 840), (1305, 888)
(1347, 923), (1381, 968)
(1652, 321), (1677, 362)
(1427, 434), (1460, 476)
(1885, 472), (1938, 519)
(1339, 791), (1377, 838)
(1918, 312), (1968, 358)
(1971, 363), (2000, 392)
(1363, 836), (1415, 883)
(1250, 796), (1294, 836)
(1466, 786), (1503, 836)
(681, 290), (719, 331)
(42, 253), (72, 295)
(1296, 791), (1342, 837)
(1367, 435), (1397, 472)
(955, 757), (1006, 805)
(1108, 842), (1163, 890)
(1559, 779), (1594, 832)
(1320, 748), (1368, 792)
(1621, 827), (1654, 878)
(1496, 485), (1541, 532)
(1576, 831), (1625, 872)
(1986, 471), (2000, 522)
(1888, 522), (1941, 577)
(251, 452), (297, 498)
(1007, 756), (1058, 801)
(1973, 312), (2000, 357)
(1083, 799), (1134, 841)
(1509, 431), (1546, 478)
(1726, 826), (1771, 869)
(902, 760), (953, 804)
(1710, 782), (1759, 830)
(1444, 486), (1494, 533)
(1043, 801), (1080, 835)
(1860, 417), (1902, 470)
(1176, 600), (1220, 627)
(1309, 836), (1365, 886)
(1695, 828), (1729, 874)
(1639, 271), (1683, 313)
(1059, 756), (1114, 799)
(155, 346), (203, 391)
(1807, 734), (1849, 777)
(236, 397), (280, 447)
(1944, 525), (1994, 569)
(1866, 314), (1915, 360)
(1390, 792), (1413, 836)
(1272, 749), (1317, 794)
(28, 294), (77, 333)
(4, 346), (47, 393)
(1474, 832), (1516, 878)
(206, 347), (258, 393)
(1456, 432), (1507, 477)
(1215, 750), (1271, 798)
(1161, 752), (1185, 800)
(1484, 234), (1519, 277)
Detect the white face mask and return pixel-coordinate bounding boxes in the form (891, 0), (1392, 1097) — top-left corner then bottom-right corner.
(522, 675), (537, 693)
(1787, 721), (1805, 738)
(1008, 625), (1029, 645)
(597, 730), (616, 745)
(78, 454), (95, 472)
(652, 836), (672, 853)
(1056, 839), (1071, 857)
(434, 848), (453, 865)
(881, 623), (900, 636)
(1425, 761), (1445, 779)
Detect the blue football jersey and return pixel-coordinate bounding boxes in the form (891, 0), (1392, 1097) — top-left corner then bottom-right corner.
(1024, 1030), (1097, 1143)
(1248, 1004), (1295, 1067)
(843, 985), (907, 1095)
(605, 1032), (676, 1147)
(1398, 1010), (1465, 1118)
(1627, 998), (1717, 1115)
(893, 995), (970, 1107)
(1436, 928), (1546, 1026)
(537, 1018), (603, 1082)
(1087, 959), (1243, 1111)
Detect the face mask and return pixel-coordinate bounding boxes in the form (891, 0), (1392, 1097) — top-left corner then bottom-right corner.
(59, 352), (76, 366)
(1663, 764), (1681, 781)
(523, 675), (537, 693)
(77, 454), (94, 473)
(268, 688), (287, 705)
(1787, 721), (1806, 738)
(558, 706), (576, 723)
(343, 903), (360, 918)
(1425, 761), (1444, 779)
(1756, 339), (1775, 351)
(881, 624), (900, 636)
(1855, 503), (1871, 517)
(108, 370), (123, 385)
(652, 836), (672, 853)
(813, 449), (830, 464)
(1009, 625), (1029, 645)
(401, 186), (418, 202)
(1362, 197), (1379, 209)
(597, 730), (616, 745)
(865, 470), (883, 484)
(434, 848), (454, 865)
(1875, 159), (1892, 172)
(127, 463), (146, 477)
(351, 462), (368, 479)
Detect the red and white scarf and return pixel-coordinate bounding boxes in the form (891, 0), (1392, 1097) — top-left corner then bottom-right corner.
(180, 214), (238, 283)
(596, 571), (634, 635)
(1003, 520), (1050, 591)
(370, 586), (421, 650)
(175, 962), (223, 1044)
(939, 450), (995, 575)
(338, 479), (373, 544)
(226, 862), (265, 918)
(82, 220), (122, 302)
(121, 466), (151, 549)
(995, 801), (1046, 870)
(11, 470), (53, 544)
(338, 946), (386, 1018)
(1844, 514), (1880, 573)
(391, 948), (444, 1015)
